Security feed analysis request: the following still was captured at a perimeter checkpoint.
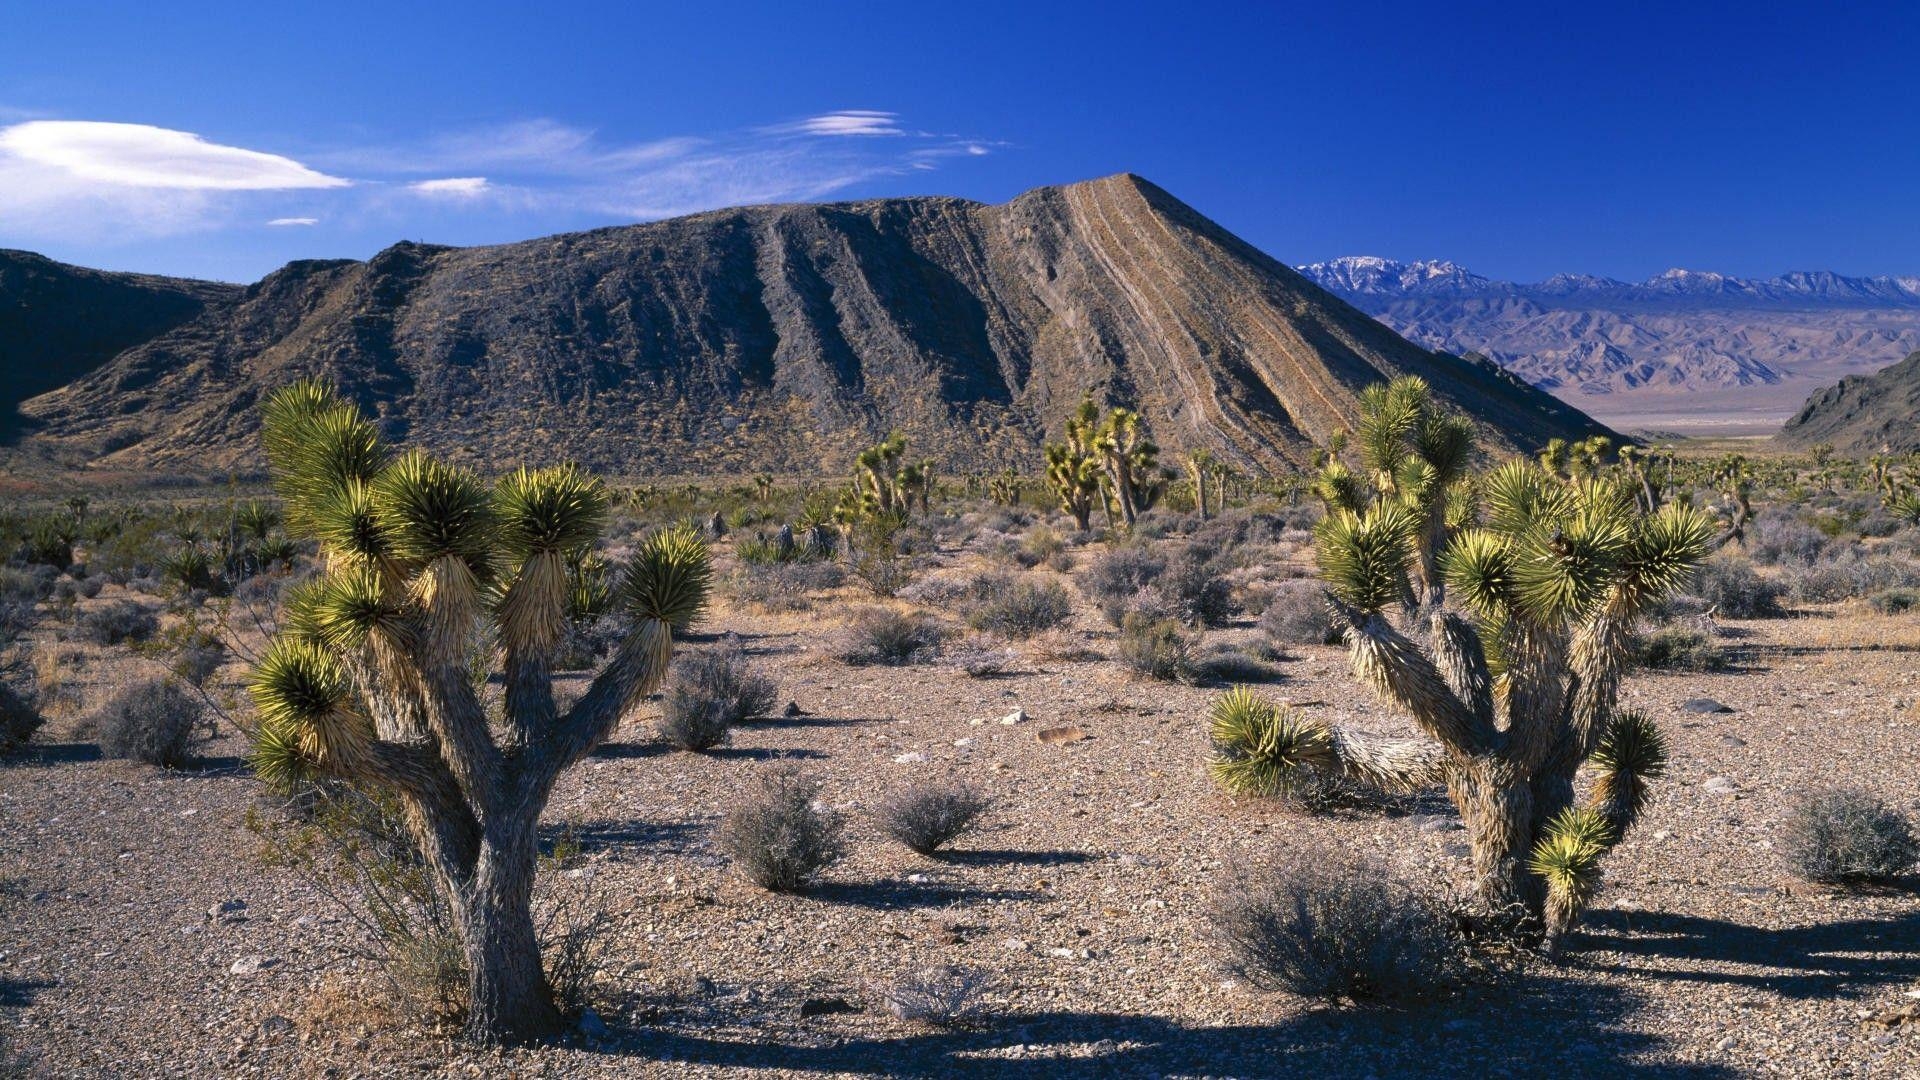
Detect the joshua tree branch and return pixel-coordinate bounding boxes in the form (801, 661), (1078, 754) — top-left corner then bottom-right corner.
(360, 740), (482, 884)
(1326, 724), (1449, 792)
(522, 618), (672, 797)
(1329, 595), (1495, 755)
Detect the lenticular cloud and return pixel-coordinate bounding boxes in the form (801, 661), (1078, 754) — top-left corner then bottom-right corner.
(0, 120), (348, 190)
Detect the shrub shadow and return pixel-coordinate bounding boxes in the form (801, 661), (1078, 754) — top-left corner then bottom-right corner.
(1580, 908), (1920, 998)
(610, 972), (1735, 1077)
(808, 879), (1042, 911)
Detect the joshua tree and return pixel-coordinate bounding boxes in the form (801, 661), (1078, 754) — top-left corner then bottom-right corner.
(1186, 449), (1221, 520)
(987, 469), (1024, 507)
(1310, 377), (1474, 609)
(1218, 382), (1717, 954)
(1044, 399), (1105, 531)
(1092, 406), (1157, 528)
(245, 381), (711, 1042)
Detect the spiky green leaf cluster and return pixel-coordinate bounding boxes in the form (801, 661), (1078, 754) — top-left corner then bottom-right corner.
(250, 637), (352, 726)
(494, 465), (609, 559)
(623, 525), (712, 629)
(1206, 687), (1333, 796)
(248, 713), (317, 796)
(1590, 710), (1668, 780)
(372, 450), (497, 570)
(1313, 502), (1416, 615)
(1527, 806), (1614, 898)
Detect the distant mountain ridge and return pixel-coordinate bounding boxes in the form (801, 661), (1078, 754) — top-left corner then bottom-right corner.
(1780, 350), (1920, 455)
(1302, 256), (1920, 307)
(4, 176), (1607, 476)
(1297, 256), (1920, 432)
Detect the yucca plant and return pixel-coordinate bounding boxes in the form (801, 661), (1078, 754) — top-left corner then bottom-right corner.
(245, 381), (710, 1043)
(1044, 398), (1106, 531)
(1261, 383), (1718, 955)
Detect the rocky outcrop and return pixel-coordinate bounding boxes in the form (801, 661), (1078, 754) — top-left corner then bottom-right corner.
(1779, 351), (1920, 454)
(11, 176), (1608, 474)
(0, 250), (240, 437)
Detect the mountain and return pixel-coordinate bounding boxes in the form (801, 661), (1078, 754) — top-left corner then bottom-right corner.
(7, 176), (1606, 476)
(1297, 256), (1920, 434)
(1779, 350), (1920, 455)
(0, 250), (240, 438)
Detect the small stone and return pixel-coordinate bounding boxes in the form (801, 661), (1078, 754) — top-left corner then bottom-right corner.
(208, 899), (247, 921)
(1000, 708), (1027, 725)
(1718, 734), (1747, 748)
(1703, 776), (1737, 795)
(229, 956), (279, 976)
(1003, 937), (1030, 951)
(1683, 698), (1734, 714)
(577, 1007), (610, 1038)
(1037, 724), (1087, 745)
(1418, 816), (1464, 833)
(782, 701), (805, 718)
(260, 1016), (294, 1039)
(893, 752), (926, 764)
(1716, 1036), (1737, 1051)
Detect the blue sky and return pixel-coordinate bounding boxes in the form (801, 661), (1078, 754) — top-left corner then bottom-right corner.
(4, 1), (1916, 284)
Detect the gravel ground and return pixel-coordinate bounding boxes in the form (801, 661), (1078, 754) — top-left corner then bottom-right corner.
(3, 556), (1918, 1078)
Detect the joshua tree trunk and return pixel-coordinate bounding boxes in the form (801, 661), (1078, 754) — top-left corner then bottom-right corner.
(462, 828), (558, 1040)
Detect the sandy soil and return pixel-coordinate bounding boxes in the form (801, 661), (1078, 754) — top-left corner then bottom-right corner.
(3, 548), (1918, 1078)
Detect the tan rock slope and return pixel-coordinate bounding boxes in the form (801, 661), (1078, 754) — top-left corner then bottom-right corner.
(11, 174), (1607, 475)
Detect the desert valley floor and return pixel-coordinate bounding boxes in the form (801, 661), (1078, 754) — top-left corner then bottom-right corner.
(2, 536), (1917, 1079)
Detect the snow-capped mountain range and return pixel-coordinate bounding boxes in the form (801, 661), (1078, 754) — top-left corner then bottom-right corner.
(1295, 257), (1920, 433)
(1299, 256), (1920, 307)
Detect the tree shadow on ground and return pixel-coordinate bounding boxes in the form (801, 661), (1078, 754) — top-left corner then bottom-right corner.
(605, 972), (1737, 1078)
(1, 742), (102, 767)
(588, 741), (671, 761)
(1581, 907), (1920, 998)
(807, 879), (1042, 911)
(0, 978), (53, 1009)
(706, 746), (825, 762)
(550, 819), (708, 858)
(740, 715), (888, 729)
(932, 848), (1097, 868)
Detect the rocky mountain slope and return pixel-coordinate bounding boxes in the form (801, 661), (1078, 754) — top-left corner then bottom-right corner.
(1778, 350), (1920, 454)
(1298, 256), (1920, 433)
(0, 250), (240, 438)
(8, 177), (1606, 475)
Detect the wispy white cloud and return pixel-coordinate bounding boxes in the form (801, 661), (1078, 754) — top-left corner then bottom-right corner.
(779, 110), (905, 137)
(408, 176), (490, 197)
(0, 111), (996, 249)
(0, 120), (347, 190)
(0, 120), (348, 242)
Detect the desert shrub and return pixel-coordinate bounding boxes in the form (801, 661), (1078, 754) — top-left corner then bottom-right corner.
(730, 560), (844, 613)
(1785, 553), (1920, 603)
(1155, 545), (1235, 628)
(0, 681), (44, 756)
(95, 678), (203, 767)
(1869, 588), (1920, 615)
(878, 965), (994, 1026)
(1694, 555), (1785, 618)
(720, 768), (846, 892)
(1116, 613), (1196, 682)
(1780, 788), (1918, 885)
(1211, 855), (1459, 1002)
(1746, 514), (1835, 566)
(0, 565), (56, 606)
(876, 780), (991, 854)
(943, 635), (1017, 678)
(50, 576), (105, 604)
(1189, 645), (1285, 685)
(659, 648), (777, 751)
(1079, 546), (1166, 626)
(75, 600), (161, 645)
(962, 576), (1073, 639)
(1629, 626), (1727, 672)
(1259, 578), (1335, 647)
(1024, 523), (1067, 564)
(835, 608), (946, 666)
(848, 517), (918, 598)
